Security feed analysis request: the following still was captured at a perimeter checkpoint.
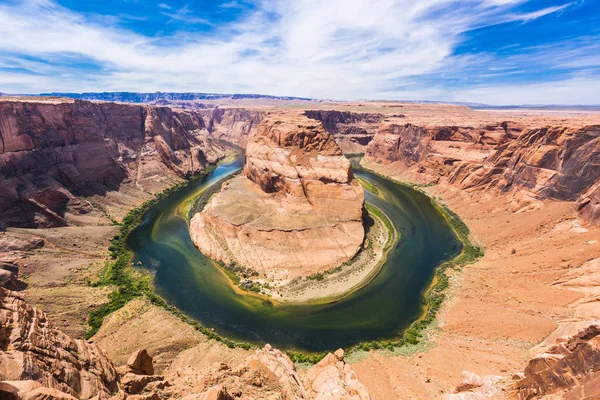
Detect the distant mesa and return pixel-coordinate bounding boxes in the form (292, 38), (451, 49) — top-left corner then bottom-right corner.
(34, 91), (314, 103)
(190, 111), (365, 280)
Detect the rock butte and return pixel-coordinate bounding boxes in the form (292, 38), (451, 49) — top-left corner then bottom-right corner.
(190, 112), (365, 279)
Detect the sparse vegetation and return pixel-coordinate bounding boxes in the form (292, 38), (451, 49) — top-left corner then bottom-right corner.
(89, 157), (484, 364)
(86, 163), (256, 351)
(345, 165), (484, 355)
(289, 351), (329, 364)
(357, 176), (379, 195)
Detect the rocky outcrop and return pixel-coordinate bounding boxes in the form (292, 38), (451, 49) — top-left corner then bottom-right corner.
(448, 371), (503, 399)
(364, 119), (600, 221)
(190, 112), (365, 279)
(510, 324), (600, 399)
(304, 110), (385, 154)
(305, 349), (370, 400)
(365, 121), (432, 167)
(0, 287), (118, 399)
(0, 99), (227, 229)
(126, 349), (155, 376)
(169, 345), (369, 400)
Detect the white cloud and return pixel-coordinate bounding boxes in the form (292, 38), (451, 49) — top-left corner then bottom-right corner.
(0, 0), (594, 104)
(450, 76), (600, 105)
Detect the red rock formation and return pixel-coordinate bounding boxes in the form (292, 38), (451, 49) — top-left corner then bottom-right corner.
(0, 99), (227, 229)
(304, 110), (385, 154)
(190, 112), (365, 279)
(510, 324), (600, 399)
(168, 345), (369, 400)
(0, 287), (118, 399)
(364, 118), (600, 221)
(305, 348), (370, 400)
(199, 108), (264, 145)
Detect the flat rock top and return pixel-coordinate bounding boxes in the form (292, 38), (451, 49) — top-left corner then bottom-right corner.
(206, 176), (341, 230)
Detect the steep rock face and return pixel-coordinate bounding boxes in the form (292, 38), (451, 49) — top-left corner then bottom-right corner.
(365, 119), (600, 221)
(304, 110), (385, 153)
(510, 324), (600, 399)
(190, 112), (364, 279)
(0, 287), (118, 399)
(199, 108), (264, 145)
(0, 99), (226, 229)
(365, 121), (432, 167)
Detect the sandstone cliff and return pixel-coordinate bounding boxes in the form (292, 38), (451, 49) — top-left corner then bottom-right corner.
(0, 99), (227, 229)
(364, 118), (600, 221)
(0, 287), (118, 399)
(190, 112), (365, 279)
(510, 324), (600, 399)
(199, 108), (264, 145)
(304, 110), (385, 154)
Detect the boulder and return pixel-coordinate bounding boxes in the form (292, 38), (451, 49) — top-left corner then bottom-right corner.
(454, 371), (484, 393)
(127, 349), (155, 376)
(120, 373), (164, 395)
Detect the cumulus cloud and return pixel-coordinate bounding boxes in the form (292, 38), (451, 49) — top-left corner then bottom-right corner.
(0, 0), (594, 104)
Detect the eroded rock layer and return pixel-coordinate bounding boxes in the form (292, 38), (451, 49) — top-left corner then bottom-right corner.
(364, 118), (600, 221)
(0, 287), (118, 399)
(304, 110), (385, 154)
(0, 99), (227, 229)
(190, 112), (364, 279)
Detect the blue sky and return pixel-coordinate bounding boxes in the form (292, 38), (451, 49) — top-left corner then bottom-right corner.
(0, 0), (599, 104)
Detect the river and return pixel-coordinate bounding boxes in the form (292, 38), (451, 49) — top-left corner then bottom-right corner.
(127, 154), (461, 352)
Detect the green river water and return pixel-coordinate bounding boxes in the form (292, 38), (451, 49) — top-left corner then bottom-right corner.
(127, 155), (462, 352)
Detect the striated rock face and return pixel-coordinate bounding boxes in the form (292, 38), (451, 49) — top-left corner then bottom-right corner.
(304, 110), (385, 154)
(365, 121), (432, 167)
(365, 119), (600, 222)
(0, 99), (227, 229)
(199, 108), (264, 145)
(510, 324), (600, 399)
(190, 112), (364, 279)
(0, 287), (118, 399)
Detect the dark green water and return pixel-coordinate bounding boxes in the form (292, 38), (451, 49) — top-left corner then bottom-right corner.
(127, 155), (462, 352)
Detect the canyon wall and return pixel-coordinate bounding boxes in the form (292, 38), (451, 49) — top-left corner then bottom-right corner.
(0, 286), (119, 399)
(0, 99), (227, 229)
(364, 118), (600, 221)
(198, 107), (264, 145)
(190, 112), (365, 279)
(304, 110), (385, 154)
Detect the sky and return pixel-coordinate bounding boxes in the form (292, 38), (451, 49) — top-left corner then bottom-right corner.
(0, 0), (599, 105)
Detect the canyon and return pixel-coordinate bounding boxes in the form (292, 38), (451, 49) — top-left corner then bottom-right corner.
(2, 95), (600, 399)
